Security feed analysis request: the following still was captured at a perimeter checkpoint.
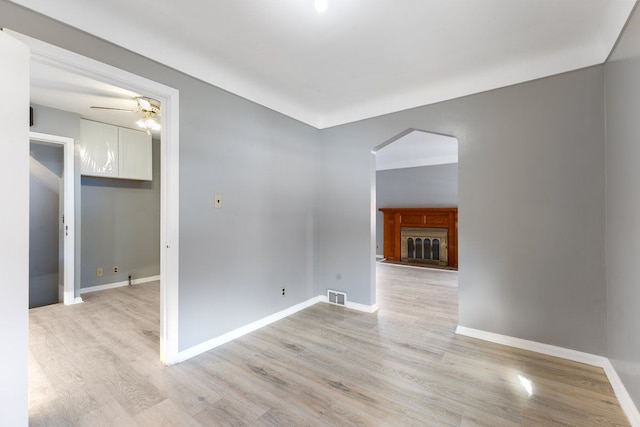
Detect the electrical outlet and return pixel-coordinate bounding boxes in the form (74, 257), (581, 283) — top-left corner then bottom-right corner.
(96, 268), (103, 277)
(113, 266), (119, 274)
(282, 288), (286, 296)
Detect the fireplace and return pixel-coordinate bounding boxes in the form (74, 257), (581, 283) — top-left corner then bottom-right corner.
(400, 228), (448, 266)
(379, 207), (458, 269)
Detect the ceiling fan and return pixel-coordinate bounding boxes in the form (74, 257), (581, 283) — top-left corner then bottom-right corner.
(91, 96), (161, 132)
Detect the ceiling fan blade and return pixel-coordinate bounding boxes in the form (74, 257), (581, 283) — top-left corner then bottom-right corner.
(90, 106), (136, 112)
(137, 98), (152, 111)
(136, 96), (161, 113)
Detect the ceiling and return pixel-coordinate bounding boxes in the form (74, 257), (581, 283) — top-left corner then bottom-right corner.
(30, 60), (149, 132)
(376, 131), (458, 171)
(12, 0), (637, 129)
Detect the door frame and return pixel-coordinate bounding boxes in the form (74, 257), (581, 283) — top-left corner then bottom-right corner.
(30, 131), (77, 306)
(10, 30), (181, 364)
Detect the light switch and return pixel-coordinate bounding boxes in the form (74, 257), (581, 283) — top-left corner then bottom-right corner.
(214, 195), (222, 209)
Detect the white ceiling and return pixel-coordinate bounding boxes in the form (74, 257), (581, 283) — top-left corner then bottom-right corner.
(12, 0), (637, 129)
(30, 60), (149, 131)
(376, 131), (458, 171)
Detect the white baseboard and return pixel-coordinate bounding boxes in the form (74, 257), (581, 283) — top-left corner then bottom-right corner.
(603, 359), (640, 426)
(63, 290), (83, 305)
(455, 325), (640, 426)
(177, 293), (380, 363)
(455, 326), (606, 366)
(317, 295), (379, 313)
(177, 296), (325, 362)
(347, 301), (380, 313)
(80, 275), (160, 294)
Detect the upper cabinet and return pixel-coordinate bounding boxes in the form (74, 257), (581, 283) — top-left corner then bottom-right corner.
(118, 127), (152, 180)
(80, 119), (152, 181)
(79, 120), (119, 178)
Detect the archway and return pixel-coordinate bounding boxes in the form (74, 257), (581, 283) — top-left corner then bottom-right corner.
(371, 128), (459, 296)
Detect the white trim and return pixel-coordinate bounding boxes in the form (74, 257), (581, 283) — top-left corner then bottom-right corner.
(9, 30), (181, 365)
(317, 295), (380, 313)
(177, 294), (380, 362)
(29, 132), (75, 306)
(603, 360), (640, 426)
(347, 301), (380, 313)
(375, 255), (385, 260)
(455, 326), (640, 426)
(63, 291), (82, 304)
(455, 326), (606, 366)
(177, 296), (325, 362)
(80, 275), (160, 294)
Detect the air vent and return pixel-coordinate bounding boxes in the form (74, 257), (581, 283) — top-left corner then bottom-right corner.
(327, 289), (346, 306)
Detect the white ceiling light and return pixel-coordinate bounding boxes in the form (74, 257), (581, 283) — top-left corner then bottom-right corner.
(315, 0), (328, 13)
(136, 114), (161, 132)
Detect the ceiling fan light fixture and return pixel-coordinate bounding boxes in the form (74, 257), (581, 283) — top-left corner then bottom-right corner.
(136, 115), (161, 131)
(315, 0), (328, 13)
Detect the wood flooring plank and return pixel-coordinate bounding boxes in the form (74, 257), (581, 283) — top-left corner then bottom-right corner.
(75, 399), (141, 427)
(134, 399), (204, 427)
(192, 397), (260, 426)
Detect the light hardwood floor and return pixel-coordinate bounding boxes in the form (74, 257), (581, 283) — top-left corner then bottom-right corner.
(29, 264), (630, 426)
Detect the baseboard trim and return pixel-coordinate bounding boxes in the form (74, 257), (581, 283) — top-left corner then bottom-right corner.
(455, 326), (606, 366)
(177, 293), (380, 363)
(455, 325), (640, 426)
(177, 296), (325, 363)
(347, 301), (380, 313)
(63, 290), (83, 305)
(80, 275), (160, 294)
(603, 359), (640, 426)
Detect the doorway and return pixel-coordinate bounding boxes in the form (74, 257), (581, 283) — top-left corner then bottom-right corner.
(29, 132), (76, 307)
(371, 128), (459, 295)
(8, 29), (180, 364)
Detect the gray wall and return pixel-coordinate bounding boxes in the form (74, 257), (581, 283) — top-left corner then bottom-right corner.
(320, 66), (607, 355)
(604, 5), (640, 408)
(376, 163), (458, 256)
(29, 104), (82, 296)
(29, 142), (63, 307)
(81, 138), (160, 288)
(0, 1), (320, 352)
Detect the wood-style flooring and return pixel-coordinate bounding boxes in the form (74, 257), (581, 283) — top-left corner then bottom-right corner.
(29, 264), (630, 426)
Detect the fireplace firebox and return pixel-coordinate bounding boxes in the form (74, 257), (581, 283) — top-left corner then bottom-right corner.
(401, 228), (448, 265)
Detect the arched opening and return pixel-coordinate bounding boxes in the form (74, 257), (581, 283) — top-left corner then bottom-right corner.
(371, 127), (458, 308)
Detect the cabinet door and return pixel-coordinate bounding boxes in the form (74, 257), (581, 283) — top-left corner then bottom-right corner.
(80, 120), (119, 177)
(118, 127), (152, 181)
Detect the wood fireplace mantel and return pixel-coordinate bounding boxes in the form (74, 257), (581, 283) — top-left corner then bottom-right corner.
(379, 207), (458, 268)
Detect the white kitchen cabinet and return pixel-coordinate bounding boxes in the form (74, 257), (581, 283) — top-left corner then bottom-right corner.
(80, 119), (152, 181)
(80, 119), (119, 178)
(118, 127), (152, 180)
